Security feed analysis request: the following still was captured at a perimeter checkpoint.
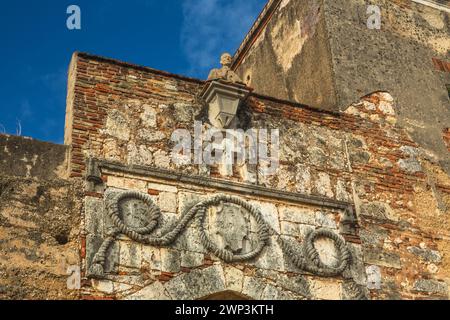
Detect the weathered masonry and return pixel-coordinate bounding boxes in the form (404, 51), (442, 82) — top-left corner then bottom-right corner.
(233, 0), (450, 175)
(1, 0), (450, 300)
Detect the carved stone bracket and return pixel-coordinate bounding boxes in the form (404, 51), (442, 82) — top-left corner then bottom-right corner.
(86, 158), (103, 192)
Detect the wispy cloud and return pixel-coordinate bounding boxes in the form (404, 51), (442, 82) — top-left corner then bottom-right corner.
(181, 0), (265, 78)
(19, 99), (33, 119)
(41, 67), (67, 93)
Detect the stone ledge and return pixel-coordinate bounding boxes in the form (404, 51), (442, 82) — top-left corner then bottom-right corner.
(88, 158), (356, 226)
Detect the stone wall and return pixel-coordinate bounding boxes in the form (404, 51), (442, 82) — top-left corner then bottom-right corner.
(66, 53), (450, 300)
(0, 134), (82, 299)
(234, 0), (450, 174)
(0, 134), (68, 180)
(233, 0), (337, 110)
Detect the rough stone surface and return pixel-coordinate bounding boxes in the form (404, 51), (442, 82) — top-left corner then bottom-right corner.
(141, 246), (161, 271)
(407, 246), (442, 263)
(242, 276), (267, 300)
(0, 135), (81, 300)
(413, 279), (448, 296)
(159, 192), (178, 213)
(119, 242), (142, 270)
(0, 135), (68, 180)
(309, 279), (342, 300)
(160, 248), (181, 273)
(364, 248), (402, 269)
(180, 251), (204, 268)
(165, 265), (226, 300)
(126, 281), (171, 300)
(223, 266), (244, 293)
(235, 0), (450, 174)
(279, 206), (316, 225)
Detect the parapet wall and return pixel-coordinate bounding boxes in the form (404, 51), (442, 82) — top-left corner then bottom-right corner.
(0, 134), (68, 180)
(0, 134), (82, 299)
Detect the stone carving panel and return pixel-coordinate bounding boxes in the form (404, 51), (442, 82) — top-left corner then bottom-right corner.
(86, 190), (366, 299)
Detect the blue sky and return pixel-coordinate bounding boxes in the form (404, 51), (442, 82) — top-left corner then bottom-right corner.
(0, 0), (266, 143)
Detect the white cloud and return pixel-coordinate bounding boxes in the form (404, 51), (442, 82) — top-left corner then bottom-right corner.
(41, 68), (67, 93)
(181, 0), (266, 78)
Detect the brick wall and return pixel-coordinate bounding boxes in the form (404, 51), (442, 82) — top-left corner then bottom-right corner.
(65, 52), (203, 178)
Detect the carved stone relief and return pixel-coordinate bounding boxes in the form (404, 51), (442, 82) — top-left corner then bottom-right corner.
(86, 190), (366, 300)
(213, 203), (251, 254)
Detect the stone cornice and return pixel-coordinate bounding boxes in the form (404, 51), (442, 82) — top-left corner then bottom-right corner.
(86, 158), (358, 236)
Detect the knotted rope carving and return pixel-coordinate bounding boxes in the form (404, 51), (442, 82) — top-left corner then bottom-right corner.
(197, 195), (270, 263)
(88, 191), (351, 280)
(89, 193), (270, 277)
(279, 229), (351, 277)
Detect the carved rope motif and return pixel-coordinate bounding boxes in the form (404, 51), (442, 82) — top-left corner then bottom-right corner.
(89, 191), (353, 282)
